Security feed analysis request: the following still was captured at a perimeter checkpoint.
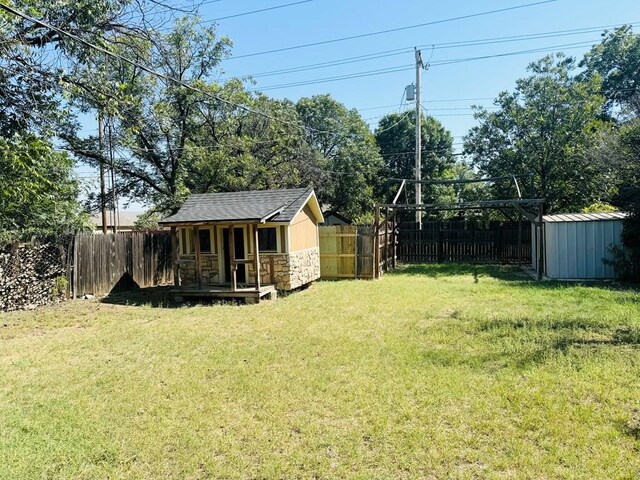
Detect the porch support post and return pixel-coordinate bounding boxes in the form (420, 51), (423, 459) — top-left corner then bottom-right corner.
(194, 226), (202, 289)
(253, 224), (261, 292)
(229, 226), (237, 292)
(170, 226), (179, 287)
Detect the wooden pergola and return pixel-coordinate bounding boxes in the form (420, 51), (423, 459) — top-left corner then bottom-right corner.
(375, 174), (546, 280)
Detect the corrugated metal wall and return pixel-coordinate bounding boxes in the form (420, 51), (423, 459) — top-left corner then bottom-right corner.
(536, 219), (623, 280)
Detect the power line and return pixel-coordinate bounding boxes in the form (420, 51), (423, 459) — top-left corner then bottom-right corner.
(131, 0), (312, 25)
(229, 47), (414, 80)
(229, 22), (638, 80)
(227, 0), (557, 60)
(204, 0), (313, 22)
(247, 64), (414, 92)
(429, 40), (598, 66)
(247, 40), (600, 92)
(356, 98), (497, 111)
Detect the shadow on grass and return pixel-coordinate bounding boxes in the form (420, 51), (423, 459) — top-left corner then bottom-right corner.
(518, 325), (640, 367)
(100, 286), (182, 308)
(392, 263), (529, 281)
(100, 286), (279, 308)
(421, 316), (640, 371)
(392, 263), (640, 293)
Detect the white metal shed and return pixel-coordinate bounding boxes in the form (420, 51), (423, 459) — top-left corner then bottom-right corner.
(532, 212), (626, 280)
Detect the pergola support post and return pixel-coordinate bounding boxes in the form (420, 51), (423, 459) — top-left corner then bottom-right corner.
(537, 204), (544, 281)
(384, 207), (389, 272)
(391, 210), (397, 270)
(517, 213), (523, 266)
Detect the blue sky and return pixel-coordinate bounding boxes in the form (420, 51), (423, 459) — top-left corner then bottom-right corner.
(75, 0), (639, 207)
(208, 0), (638, 145)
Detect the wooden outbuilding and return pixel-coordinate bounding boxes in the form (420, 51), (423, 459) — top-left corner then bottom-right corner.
(159, 187), (324, 303)
(322, 210), (352, 226)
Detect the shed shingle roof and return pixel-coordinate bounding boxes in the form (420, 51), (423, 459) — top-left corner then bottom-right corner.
(159, 187), (316, 225)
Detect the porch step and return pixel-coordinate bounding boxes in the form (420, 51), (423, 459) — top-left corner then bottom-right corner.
(171, 284), (277, 303)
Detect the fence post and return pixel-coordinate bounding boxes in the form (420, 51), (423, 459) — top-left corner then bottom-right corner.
(72, 234), (78, 299)
(171, 227), (179, 287)
(354, 227), (358, 279)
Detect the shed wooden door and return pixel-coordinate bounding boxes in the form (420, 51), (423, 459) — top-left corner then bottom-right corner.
(222, 227), (246, 283)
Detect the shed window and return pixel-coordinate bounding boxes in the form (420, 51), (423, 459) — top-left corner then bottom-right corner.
(198, 228), (213, 253)
(258, 228), (278, 252)
(180, 228), (195, 255)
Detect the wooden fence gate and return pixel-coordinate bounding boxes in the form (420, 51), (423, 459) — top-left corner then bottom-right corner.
(397, 220), (531, 264)
(319, 224), (394, 279)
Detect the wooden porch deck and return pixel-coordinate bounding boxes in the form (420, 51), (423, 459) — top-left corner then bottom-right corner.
(171, 284), (277, 304)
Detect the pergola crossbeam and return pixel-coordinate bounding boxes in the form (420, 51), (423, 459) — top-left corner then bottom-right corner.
(386, 173), (535, 187)
(377, 199), (543, 212)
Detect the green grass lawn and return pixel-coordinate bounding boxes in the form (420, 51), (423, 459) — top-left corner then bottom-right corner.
(1, 265), (640, 479)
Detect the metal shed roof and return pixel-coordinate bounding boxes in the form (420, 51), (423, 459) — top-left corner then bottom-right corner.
(159, 187), (322, 225)
(543, 212), (627, 223)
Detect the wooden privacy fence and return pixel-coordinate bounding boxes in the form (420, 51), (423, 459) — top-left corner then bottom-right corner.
(72, 232), (173, 297)
(397, 220), (531, 264)
(319, 224), (394, 280)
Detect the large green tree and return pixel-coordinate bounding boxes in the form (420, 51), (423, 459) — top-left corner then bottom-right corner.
(579, 28), (640, 279)
(65, 20), (231, 212)
(64, 20), (322, 214)
(375, 111), (455, 203)
(296, 95), (383, 221)
(464, 54), (611, 213)
(0, 135), (89, 240)
(0, 0), (168, 136)
(581, 25), (640, 118)
(0, 0), (146, 237)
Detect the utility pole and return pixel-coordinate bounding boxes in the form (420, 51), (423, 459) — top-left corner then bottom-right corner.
(108, 121), (118, 234)
(415, 48), (423, 230)
(98, 112), (108, 234)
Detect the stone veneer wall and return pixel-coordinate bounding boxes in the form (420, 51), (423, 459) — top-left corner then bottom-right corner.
(247, 247), (320, 291)
(177, 248), (320, 291)
(288, 247), (321, 289)
(177, 254), (219, 286)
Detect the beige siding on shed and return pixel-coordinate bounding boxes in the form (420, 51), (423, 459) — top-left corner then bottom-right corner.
(290, 205), (319, 252)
